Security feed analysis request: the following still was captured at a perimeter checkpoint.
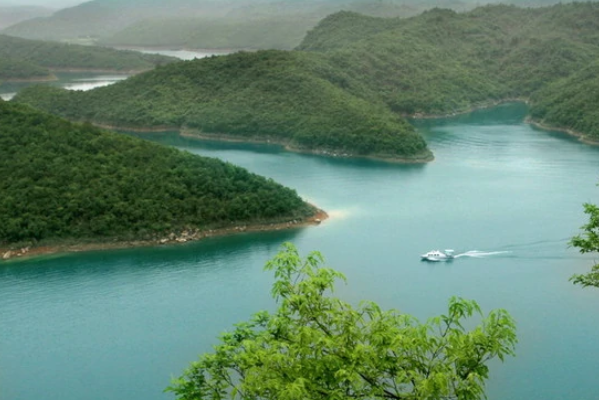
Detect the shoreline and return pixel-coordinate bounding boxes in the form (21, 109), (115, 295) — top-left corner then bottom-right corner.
(526, 118), (599, 146)
(2, 74), (57, 83)
(181, 129), (435, 164)
(82, 122), (434, 163)
(48, 67), (150, 74)
(407, 98), (529, 120)
(0, 209), (329, 263)
(109, 45), (246, 54)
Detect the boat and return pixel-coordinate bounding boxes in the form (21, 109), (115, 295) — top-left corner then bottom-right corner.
(421, 249), (454, 262)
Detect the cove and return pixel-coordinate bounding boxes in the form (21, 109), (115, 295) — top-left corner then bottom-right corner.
(2, 103), (599, 400)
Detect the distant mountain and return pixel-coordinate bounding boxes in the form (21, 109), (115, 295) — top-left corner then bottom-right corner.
(4, 0), (588, 47)
(0, 99), (318, 247)
(0, 5), (53, 30)
(1, 0), (248, 41)
(0, 34), (176, 79)
(13, 2), (599, 158)
(100, 1), (424, 50)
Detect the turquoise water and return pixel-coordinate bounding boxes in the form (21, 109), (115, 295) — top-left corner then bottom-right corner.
(2, 103), (599, 400)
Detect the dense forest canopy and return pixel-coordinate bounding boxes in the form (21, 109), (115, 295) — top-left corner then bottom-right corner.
(14, 2), (599, 157)
(0, 34), (176, 77)
(12, 50), (432, 162)
(0, 100), (317, 246)
(0, 57), (50, 81)
(529, 61), (599, 141)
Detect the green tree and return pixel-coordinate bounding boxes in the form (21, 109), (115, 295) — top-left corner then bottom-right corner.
(570, 203), (599, 288)
(168, 243), (517, 400)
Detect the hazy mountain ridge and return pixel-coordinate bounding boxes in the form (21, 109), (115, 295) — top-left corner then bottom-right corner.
(3, 0), (591, 48)
(0, 5), (53, 30)
(0, 34), (176, 80)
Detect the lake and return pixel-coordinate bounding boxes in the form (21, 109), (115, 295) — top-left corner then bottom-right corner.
(0, 48), (232, 101)
(0, 71), (130, 101)
(1, 103), (599, 400)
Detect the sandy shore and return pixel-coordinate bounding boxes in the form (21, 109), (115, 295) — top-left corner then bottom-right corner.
(0, 209), (328, 263)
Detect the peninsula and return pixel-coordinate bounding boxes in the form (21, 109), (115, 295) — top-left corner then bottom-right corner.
(0, 100), (325, 261)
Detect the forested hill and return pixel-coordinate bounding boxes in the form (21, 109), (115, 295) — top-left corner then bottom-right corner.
(0, 58), (50, 81)
(295, 3), (599, 115)
(0, 34), (176, 75)
(14, 2), (599, 160)
(529, 61), (599, 142)
(12, 50), (432, 162)
(0, 100), (317, 247)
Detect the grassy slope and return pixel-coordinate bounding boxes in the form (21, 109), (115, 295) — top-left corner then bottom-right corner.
(0, 100), (316, 246)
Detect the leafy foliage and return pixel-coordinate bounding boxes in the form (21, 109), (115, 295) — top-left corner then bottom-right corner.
(168, 243), (517, 400)
(0, 101), (315, 245)
(570, 203), (599, 288)
(0, 34), (176, 74)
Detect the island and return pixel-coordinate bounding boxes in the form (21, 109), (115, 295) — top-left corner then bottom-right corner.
(0, 100), (325, 261)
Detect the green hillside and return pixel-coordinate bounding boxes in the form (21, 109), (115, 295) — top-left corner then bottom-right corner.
(529, 61), (599, 142)
(12, 50), (431, 162)
(0, 100), (317, 247)
(13, 2), (599, 160)
(0, 34), (176, 73)
(0, 58), (50, 81)
(298, 3), (599, 115)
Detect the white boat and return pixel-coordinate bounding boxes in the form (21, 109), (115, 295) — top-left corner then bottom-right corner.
(421, 249), (454, 262)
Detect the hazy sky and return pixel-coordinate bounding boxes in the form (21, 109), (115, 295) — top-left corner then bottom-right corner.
(0, 0), (83, 7)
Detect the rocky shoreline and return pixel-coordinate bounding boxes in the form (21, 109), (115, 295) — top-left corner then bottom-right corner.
(0, 209), (328, 262)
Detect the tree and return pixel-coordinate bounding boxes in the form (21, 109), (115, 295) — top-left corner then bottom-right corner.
(570, 203), (599, 288)
(168, 243), (517, 400)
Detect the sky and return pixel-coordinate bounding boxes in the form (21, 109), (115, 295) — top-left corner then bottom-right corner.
(0, 0), (83, 7)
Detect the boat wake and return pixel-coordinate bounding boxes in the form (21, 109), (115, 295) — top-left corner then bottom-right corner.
(453, 250), (512, 259)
